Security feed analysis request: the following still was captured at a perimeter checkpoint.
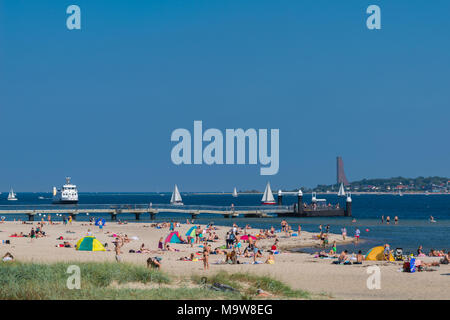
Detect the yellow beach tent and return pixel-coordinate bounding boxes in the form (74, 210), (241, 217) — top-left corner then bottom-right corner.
(365, 246), (394, 261)
(76, 236), (106, 251)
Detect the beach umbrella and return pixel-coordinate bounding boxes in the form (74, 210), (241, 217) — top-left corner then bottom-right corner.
(240, 235), (257, 241)
(76, 236), (106, 251)
(185, 226), (197, 237)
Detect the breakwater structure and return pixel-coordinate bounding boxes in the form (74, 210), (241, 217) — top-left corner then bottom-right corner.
(0, 191), (351, 221)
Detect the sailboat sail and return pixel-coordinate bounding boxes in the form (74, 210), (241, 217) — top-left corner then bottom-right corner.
(8, 188), (17, 201)
(170, 185), (183, 205)
(261, 182), (276, 204)
(232, 187), (238, 197)
(338, 183), (345, 197)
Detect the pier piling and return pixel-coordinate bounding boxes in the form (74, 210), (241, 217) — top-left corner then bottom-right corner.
(297, 190), (303, 215)
(345, 194), (352, 217)
(277, 190), (283, 205)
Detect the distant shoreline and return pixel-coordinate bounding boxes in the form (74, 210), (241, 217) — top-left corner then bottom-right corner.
(192, 192), (450, 195)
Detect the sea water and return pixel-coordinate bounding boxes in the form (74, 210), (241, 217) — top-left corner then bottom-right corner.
(0, 192), (448, 254)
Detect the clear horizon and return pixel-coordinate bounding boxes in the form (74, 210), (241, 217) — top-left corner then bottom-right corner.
(1, 0), (449, 192)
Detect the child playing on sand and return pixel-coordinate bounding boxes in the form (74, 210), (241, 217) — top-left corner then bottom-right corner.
(265, 251), (275, 264)
(147, 257), (161, 269)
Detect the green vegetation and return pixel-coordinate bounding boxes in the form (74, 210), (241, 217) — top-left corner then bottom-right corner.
(0, 262), (315, 300)
(192, 271), (313, 299)
(314, 176), (449, 192)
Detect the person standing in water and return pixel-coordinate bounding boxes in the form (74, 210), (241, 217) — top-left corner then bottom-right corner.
(381, 215), (384, 224)
(354, 228), (360, 243)
(394, 216), (398, 224)
(341, 227), (347, 240)
(386, 216), (390, 224)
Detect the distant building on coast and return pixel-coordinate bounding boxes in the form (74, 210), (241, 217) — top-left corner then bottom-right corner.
(336, 156), (349, 186)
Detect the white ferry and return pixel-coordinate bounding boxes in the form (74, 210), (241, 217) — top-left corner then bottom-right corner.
(53, 177), (78, 204)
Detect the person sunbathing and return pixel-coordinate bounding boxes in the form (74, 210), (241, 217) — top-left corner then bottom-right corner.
(213, 248), (224, 255)
(165, 244), (178, 252)
(56, 241), (73, 248)
(439, 252), (450, 264)
(179, 253), (196, 261)
(415, 259), (440, 270)
(337, 250), (350, 264)
(139, 243), (151, 254)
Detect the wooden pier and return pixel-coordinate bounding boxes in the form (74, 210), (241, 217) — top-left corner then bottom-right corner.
(0, 192), (352, 221)
(0, 204), (292, 221)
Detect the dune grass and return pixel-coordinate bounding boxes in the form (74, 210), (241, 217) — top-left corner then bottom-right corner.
(192, 271), (312, 299)
(0, 262), (314, 300)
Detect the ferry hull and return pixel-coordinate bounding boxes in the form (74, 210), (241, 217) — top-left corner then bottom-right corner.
(52, 199), (78, 204)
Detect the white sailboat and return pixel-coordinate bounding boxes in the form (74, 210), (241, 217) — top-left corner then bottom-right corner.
(170, 184), (183, 205)
(337, 183), (346, 197)
(232, 187), (238, 198)
(7, 188), (18, 201)
(261, 182), (276, 205)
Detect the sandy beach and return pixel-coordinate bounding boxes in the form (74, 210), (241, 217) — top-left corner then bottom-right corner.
(1, 220), (449, 300)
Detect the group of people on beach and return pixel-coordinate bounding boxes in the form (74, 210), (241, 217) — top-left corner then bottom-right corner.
(166, 221), (283, 270)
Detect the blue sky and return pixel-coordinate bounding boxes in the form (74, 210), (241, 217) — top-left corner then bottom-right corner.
(0, 0), (449, 192)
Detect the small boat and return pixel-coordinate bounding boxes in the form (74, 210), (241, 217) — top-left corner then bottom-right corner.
(337, 183), (346, 197)
(53, 177), (78, 204)
(7, 188), (18, 201)
(232, 187), (238, 198)
(261, 182), (276, 205)
(170, 184), (183, 205)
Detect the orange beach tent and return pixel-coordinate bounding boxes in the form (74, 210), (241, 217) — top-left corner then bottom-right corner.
(365, 246), (395, 261)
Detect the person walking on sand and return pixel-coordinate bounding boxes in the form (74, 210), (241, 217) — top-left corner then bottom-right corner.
(203, 247), (209, 270)
(114, 237), (123, 262)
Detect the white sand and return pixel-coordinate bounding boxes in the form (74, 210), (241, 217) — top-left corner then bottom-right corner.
(0, 221), (449, 300)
